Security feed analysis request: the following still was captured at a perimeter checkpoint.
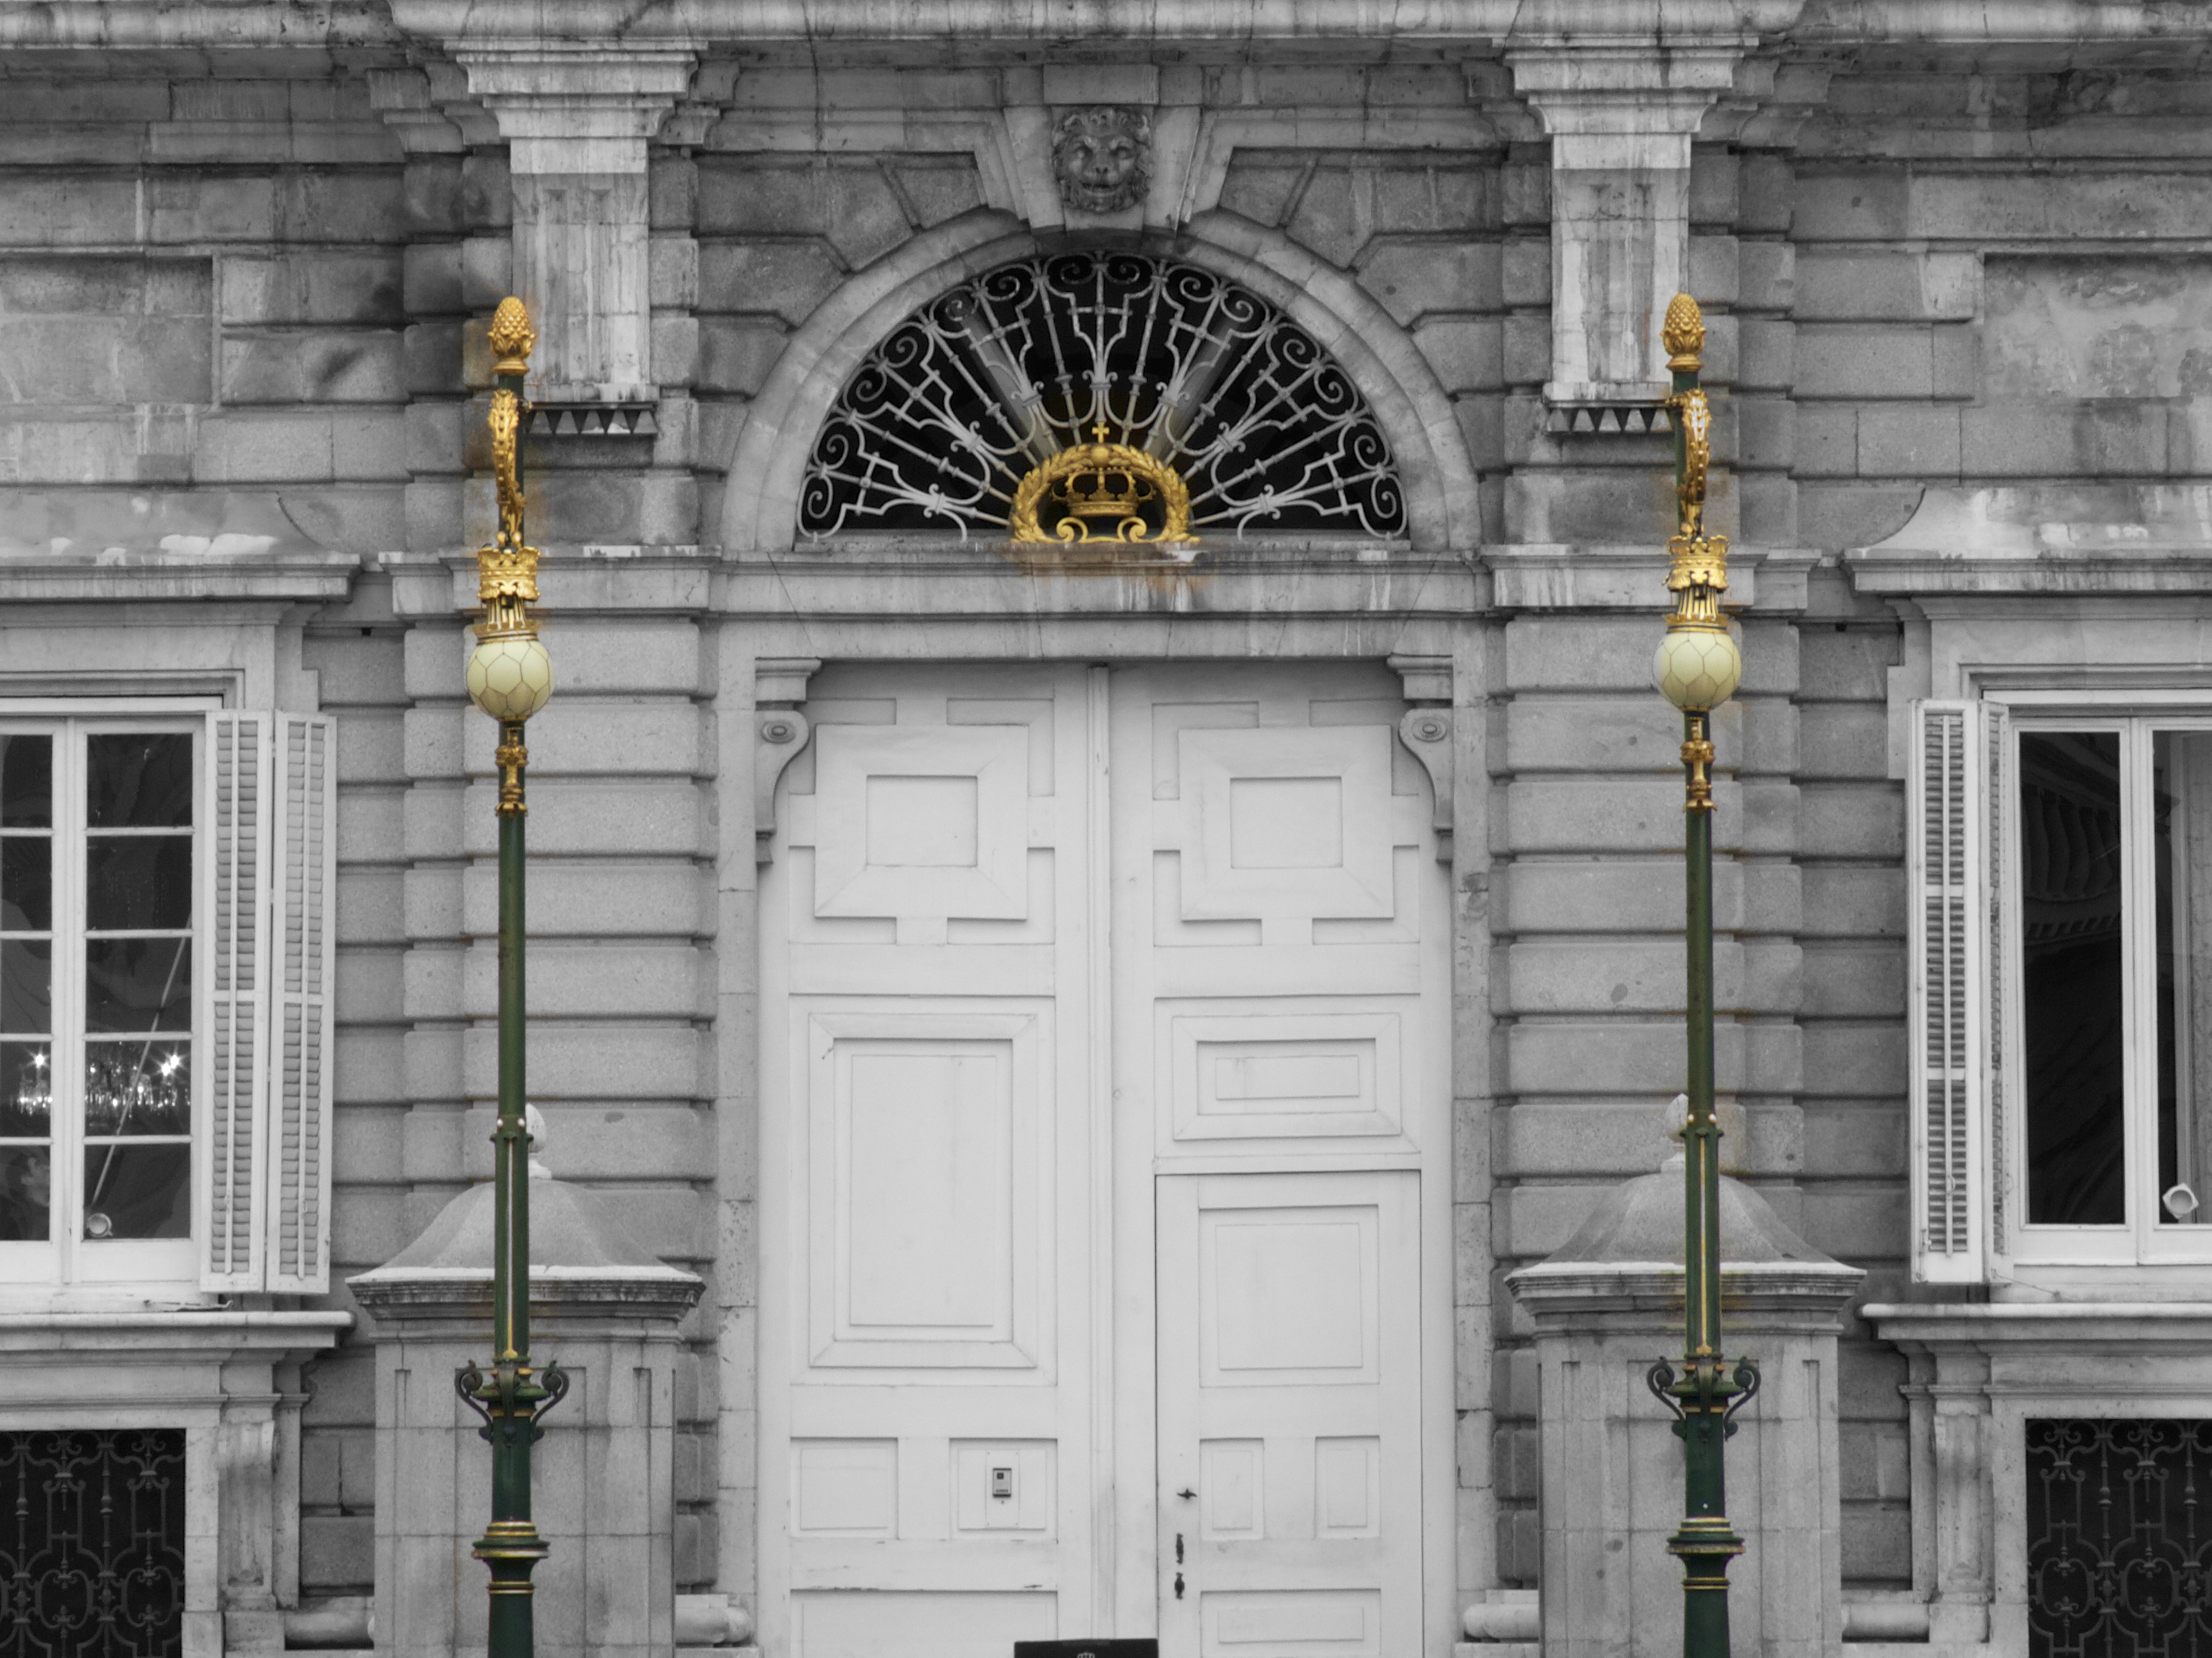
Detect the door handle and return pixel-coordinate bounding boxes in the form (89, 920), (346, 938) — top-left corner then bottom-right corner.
(1174, 1571), (1186, 1600)
(1175, 1487), (1196, 1500)
(1175, 1531), (1185, 1564)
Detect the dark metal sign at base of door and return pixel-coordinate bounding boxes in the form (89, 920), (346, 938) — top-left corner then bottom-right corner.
(0, 1429), (185, 1658)
(1014, 1643), (1160, 1657)
(2027, 1417), (2212, 1658)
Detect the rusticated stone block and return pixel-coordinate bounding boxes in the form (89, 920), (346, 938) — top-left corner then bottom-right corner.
(0, 176), (140, 246)
(1797, 324), (1936, 399)
(886, 157), (983, 227)
(1800, 940), (1904, 1018)
(697, 238), (844, 326)
(1802, 1101), (1910, 1179)
(221, 331), (405, 404)
(1357, 238), (1502, 324)
(402, 156), (467, 237)
(1411, 315), (1502, 392)
(1798, 702), (1891, 780)
(1801, 864), (1904, 940)
(402, 243), (462, 315)
(1800, 1019), (1905, 1097)
(1795, 250), (1979, 321)
(527, 471), (700, 546)
(1797, 481), (1922, 553)
(696, 315), (789, 396)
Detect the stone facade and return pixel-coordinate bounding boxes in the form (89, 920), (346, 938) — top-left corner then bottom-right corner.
(1, 2), (2209, 1653)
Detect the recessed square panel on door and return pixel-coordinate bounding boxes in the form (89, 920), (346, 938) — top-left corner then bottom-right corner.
(1173, 727), (1396, 923)
(1157, 1171), (1422, 1658)
(811, 723), (1032, 943)
(803, 1008), (1047, 1371)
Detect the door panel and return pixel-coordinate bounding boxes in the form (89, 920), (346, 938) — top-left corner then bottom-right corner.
(1111, 666), (1448, 1653)
(760, 667), (1100, 1653)
(1158, 1172), (1422, 1658)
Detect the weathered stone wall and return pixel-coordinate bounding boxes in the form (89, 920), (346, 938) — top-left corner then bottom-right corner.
(5, 17), (2212, 1632)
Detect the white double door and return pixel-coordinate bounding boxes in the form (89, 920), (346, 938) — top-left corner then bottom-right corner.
(759, 663), (1450, 1657)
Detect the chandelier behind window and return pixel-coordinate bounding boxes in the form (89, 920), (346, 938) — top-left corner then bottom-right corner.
(797, 250), (1407, 543)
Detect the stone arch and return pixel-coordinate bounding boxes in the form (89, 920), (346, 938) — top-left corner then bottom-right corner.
(712, 210), (1478, 555)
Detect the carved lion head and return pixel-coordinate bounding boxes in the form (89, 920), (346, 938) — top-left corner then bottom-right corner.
(1052, 106), (1153, 214)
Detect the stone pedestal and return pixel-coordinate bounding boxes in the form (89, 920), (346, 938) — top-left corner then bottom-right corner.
(351, 1160), (702, 1658)
(1506, 1159), (1862, 1658)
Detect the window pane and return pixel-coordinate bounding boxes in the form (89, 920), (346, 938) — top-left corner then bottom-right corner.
(82, 1143), (189, 1240)
(0, 1045), (51, 1138)
(1, 838), (49, 932)
(0, 1146), (50, 1242)
(84, 938), (190, 1034)
(0, 737), (51, 830)
(84, 835), (191, 931)
(86, 734), (191, 830)
(2022, 731), (2128, 1225)
(2156, 731), (2212, 1224)
(84, 1040), (189, 1136)
(0, 942), (47, 1035)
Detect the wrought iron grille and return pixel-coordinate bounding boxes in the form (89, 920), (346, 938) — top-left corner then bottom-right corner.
(0, 1430), (185, 1657)
(2028, 1417), (2212, 1657)
(798, 249), (1407, 541)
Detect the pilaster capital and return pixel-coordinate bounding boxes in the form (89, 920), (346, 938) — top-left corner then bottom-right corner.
(1506, 36), (1752, 144)
(451, 44), (702, 173)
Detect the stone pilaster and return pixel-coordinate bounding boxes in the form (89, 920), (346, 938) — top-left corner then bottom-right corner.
(1507, 40), (1748, 408)
(453, 47), (699, 404)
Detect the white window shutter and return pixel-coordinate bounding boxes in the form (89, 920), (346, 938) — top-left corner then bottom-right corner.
(1908, 699), (1992, 1283)
(264, 714), (337, 1295)
(199, 712), (272, 1291)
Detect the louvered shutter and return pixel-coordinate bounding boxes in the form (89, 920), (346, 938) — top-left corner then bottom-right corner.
(199, 712), (272, 1291)
(1908, 699), (1994, 1283)
(265, 714), (336, 1294)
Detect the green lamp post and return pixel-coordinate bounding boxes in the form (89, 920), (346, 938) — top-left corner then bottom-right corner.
(456, 295), (562, 1658)
(1647, 292), (1758, 1658)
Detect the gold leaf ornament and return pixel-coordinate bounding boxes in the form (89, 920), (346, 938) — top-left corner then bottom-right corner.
(1662, 291), (1705, 369)
(1010, 429), (1192, 545)
(488, 297), (536, 374)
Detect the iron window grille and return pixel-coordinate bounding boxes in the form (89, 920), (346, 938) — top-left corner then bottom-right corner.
(0, 1428), (185, 1657)
(798, 249), (1407, 543)
(2028, 1417), (2212, 1657)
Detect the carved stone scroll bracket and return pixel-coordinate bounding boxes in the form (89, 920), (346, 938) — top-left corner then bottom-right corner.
(754, 656), (820, 865)
(1390, 653), (1454, 865)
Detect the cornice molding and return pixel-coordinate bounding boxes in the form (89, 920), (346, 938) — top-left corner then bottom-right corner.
(7, 2), (2204, 61)
(1847, 485), (2212, 596)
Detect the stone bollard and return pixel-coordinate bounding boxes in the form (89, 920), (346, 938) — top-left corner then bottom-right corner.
(350, 1119), (702, 1658)
(1506, 1155), (1862, 1658)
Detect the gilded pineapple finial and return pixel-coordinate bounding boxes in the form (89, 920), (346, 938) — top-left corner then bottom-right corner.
(1663, 293), (1704, 372)
(488, 297), (536, 376)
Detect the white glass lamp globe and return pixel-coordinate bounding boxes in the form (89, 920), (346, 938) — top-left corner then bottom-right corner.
(1653, 625), (1742, 713)
(467, 635), (554, 723)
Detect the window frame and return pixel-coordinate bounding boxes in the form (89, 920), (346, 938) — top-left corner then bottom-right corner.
(0, 700), (218, 1301)
(1999, 689), (2212, 1270)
